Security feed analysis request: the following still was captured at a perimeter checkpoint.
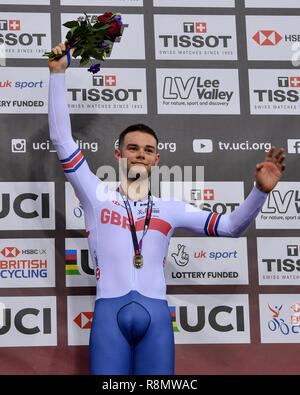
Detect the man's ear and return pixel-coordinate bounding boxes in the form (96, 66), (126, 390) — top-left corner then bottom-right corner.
(114, 148), (121, 162)
(155, 152), (160, 166)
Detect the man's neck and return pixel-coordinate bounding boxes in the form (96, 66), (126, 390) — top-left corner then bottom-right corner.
(120, 177), (150, 202)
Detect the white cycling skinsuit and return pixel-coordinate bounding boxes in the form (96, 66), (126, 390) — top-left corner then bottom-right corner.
(48, 73), (268, 375)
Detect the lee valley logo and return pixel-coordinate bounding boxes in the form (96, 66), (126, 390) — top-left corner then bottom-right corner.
(156, 69), (240, 114)
(66, 68), (147, 114)
(255, 182), (300, 229)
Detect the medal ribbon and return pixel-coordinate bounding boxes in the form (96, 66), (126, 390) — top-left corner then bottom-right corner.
(118, 186), (153, 257)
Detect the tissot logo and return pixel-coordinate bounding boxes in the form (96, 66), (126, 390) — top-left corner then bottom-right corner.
(0, 20), (21, 31)
(154, 15), (237, 61)
(252, 30), (282, 46)
(93, 75), (117, 87)
(183, 22), (207, 34)
(257, 238), (300, 285)
(66, 68), (147, 114)
(278, 77), (300, 88)
(249, 70), (300, 115)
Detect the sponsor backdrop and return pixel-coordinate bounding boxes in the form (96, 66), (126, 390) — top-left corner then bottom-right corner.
(0, 0), (299, 375)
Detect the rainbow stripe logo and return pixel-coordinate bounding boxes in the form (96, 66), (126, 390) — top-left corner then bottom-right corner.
(169, 306), (180, 333)
(65, 249), (80, 275)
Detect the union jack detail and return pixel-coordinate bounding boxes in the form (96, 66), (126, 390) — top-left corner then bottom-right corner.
(204, 212), (222, 237)
(60, 148), (85, 173)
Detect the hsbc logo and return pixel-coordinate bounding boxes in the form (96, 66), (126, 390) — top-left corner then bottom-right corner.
(0, 20), (21, 31)
(1, 247), (20, 257)
(253, 30), (282, 46)
(73, 312), (93, 329)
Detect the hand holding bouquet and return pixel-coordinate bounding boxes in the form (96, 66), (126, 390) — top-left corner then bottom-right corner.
(44, 12), (123, 73)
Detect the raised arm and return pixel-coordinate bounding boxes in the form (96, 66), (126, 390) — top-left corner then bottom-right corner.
(48, 43), (102, 228)
(170, 147), (286, 238)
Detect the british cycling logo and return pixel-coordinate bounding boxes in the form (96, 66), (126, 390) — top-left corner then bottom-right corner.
(267, 302), (300, 336)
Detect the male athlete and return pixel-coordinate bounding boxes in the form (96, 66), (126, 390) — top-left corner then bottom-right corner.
(48, 43), (286, 375)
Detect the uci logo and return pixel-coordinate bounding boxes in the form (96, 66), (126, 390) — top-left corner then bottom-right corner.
(0, 192), (50, 219)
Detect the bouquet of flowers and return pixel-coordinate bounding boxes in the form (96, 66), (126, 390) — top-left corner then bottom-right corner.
(44, 12), (123, 73)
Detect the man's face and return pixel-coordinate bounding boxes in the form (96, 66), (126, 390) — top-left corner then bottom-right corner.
(115, 131), (160, 177)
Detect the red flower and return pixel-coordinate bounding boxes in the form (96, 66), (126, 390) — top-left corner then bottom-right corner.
(98, 12), (113, 23)
(107, 21), (122, 41)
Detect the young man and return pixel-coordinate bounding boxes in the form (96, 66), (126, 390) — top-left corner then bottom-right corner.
(48, 43), (286, 375)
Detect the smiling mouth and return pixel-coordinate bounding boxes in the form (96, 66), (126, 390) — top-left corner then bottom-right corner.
(132, 162), (147, 166)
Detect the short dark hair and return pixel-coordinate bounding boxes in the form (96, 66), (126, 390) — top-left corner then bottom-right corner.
(118, 124), (159, 150)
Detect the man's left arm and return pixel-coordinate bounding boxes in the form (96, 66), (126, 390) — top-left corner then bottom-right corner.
(218, 146), (286, 237)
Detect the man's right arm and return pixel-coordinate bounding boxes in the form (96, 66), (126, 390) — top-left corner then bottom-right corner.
(48, 43), (103, 227)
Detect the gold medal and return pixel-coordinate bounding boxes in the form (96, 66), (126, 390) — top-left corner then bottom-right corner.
(133, 254), (144, 269)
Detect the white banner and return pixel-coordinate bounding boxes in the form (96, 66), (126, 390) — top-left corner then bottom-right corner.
(245, 0), (300, 8)
(61, 14), (145, 60)
(165, 237), (248, 285)
(65, 68), (148, 114)
(259, 294), (300, 343)
(246, 15), (300, 61)
(257, 238), (300, 286)
(1, 0), (49, 5)
(249, 69), (300, 115)
(0, 296), (57, 347)
(156, 69), (240, 115)
(0, 182), (55, 230)
(154, 14), (237, 60)
(154, 0), (234, 7)
(0, 239), (55, 288)
(65, 238), (95, 287)
(61, 0), (143, 5)
(167, 294), (250, 344)
(255, 182), (300, 229)
(0, 67), (48, 114)
(67, 295), (95, 346)
(66, 294), (250, 345)
(0, 13), (51, 59)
